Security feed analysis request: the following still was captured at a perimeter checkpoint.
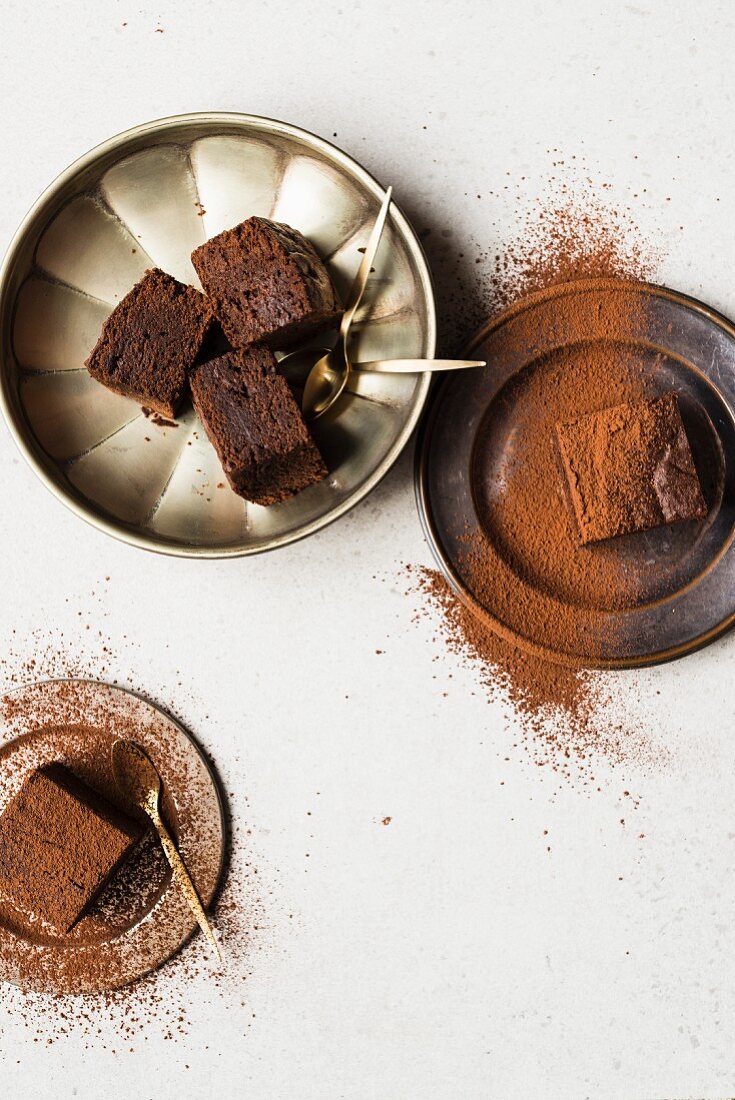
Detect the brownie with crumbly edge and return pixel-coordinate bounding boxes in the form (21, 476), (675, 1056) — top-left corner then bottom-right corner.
(85, 268), (212, 418)
(556, 392), (707, 545)
(0, 764), (142, 933)
(191, 217), (342, 350)
(190, 346), (327, 505)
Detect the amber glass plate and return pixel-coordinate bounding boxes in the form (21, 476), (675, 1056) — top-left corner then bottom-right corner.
(0, 680), (225, 993)
(416, 279), (735, 668)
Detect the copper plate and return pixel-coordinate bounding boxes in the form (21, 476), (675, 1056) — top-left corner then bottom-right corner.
(0, 680), (225, 994)
(0, 113), (435, 557)
(416, 279), (735, 668)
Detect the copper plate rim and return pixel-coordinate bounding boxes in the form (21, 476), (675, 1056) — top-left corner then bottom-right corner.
(0, 678), (226, 994)
(415, 278), (735, 670)
(0, 111), (436, 559)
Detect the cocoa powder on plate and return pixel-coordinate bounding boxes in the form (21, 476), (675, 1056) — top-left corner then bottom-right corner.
(0, 636), (269, 1048)
(468, 278), (654, 636)
(412, 196), (668, 775)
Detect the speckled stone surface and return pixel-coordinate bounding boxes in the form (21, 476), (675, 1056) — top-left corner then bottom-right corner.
(1, 3), (734, 1098)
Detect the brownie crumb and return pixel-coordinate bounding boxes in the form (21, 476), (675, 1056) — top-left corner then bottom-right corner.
(142, 407), (179, 429)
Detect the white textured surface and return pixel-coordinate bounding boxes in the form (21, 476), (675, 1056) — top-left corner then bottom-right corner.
(0, 3), (734, 1098)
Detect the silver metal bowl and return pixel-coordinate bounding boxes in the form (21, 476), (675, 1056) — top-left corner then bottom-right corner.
(0, 113), (435, 556)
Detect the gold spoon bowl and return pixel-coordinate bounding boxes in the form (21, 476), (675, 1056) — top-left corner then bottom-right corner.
(301, 186), (394, 420)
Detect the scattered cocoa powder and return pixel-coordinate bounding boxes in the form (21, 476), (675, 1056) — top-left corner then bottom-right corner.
(0, 681), (225, 995)
(0, 630), (273, 1048)
(410, 565), (663, 783)
(411, 189), (675, 776)
(464, 278), (655, 654)
(489, 198), (657, 312)
(427, 161), (660, 354)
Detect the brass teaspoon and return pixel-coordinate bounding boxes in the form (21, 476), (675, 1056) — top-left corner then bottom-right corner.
(351, 358), (486, 372)
(282, 354), (487, 375)
(301, 185), (393, 420)
(111, 738), (222, 963)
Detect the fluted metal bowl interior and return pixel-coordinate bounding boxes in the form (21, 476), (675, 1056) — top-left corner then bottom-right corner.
(0, 113), (435, 556)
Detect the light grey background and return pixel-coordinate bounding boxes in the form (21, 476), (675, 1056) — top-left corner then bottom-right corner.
(1, 2), (734, 1097)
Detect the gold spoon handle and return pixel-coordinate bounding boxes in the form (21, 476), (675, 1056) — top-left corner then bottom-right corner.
(148, 804), (222, 963)
(340, 185), (393, 342)
(351, 358), (487, 373)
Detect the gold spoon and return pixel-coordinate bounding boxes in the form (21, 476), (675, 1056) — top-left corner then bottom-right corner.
(280, 350), (487, 379)
(111, 738), (222, 963)
(300, 185), (394, 420)
(351, 358), (486, 373)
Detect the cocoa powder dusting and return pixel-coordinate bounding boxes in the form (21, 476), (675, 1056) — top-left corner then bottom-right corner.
(556, 393), (707, 544)
(468, 281), (653, 637)
(412, 189), (671, 778)
(489, 197), (657, 311)
(0, 763), (142, 935)
(0, 627), (273, 1049)
(410, 566), (662, 783)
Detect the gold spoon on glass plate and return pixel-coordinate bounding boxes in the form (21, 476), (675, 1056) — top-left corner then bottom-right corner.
(112, 738), (222, 963)
(279, 185), (486, 418)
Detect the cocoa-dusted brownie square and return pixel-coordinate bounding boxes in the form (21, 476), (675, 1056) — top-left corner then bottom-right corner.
(557, 392), (707, 544)
(0, 764), (142, 933)
(190, 346), (327, 505)
(191, 217), (342, 350)
(85, 268), (212, 418)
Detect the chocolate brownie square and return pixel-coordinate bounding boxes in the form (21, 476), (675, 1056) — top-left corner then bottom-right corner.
(85, 268), (211, 418)
(191, 218), (342, 350)
(190, 346), (327, 505)
(0, 764), (142, 933)
(556, 392), (707, 544)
